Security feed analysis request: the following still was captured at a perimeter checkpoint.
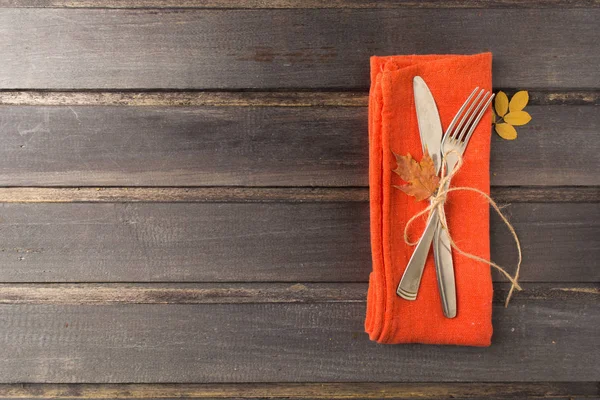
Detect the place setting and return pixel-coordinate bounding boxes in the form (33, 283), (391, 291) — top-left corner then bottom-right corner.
(366, 53), (522, 346)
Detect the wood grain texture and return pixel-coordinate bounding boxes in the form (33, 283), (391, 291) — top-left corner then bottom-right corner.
(0, 90), (597, 107)
(1, 0), (599, 9)
(0, 283), (369, 305)
(0, 187), (372, 203)
(0, 186), (597, 203)
(0, 283), (595, 305)
(0, 296), (597, 382)
(0, 105), (369, 187)
(0, 91), (370, 107)
(0, 105), (596, 186)
(0, 202), (596, 283)
(0, 382), (598, 399)
(0, 9), (597, 89)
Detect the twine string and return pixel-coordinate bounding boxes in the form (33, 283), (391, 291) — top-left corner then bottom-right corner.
(404, 150), (523, 307)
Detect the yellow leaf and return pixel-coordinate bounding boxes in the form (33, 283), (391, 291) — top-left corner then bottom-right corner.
(495, 91), (509, 117)
(492, 109), (497, 124)
(504, 111), (532, 126)
(495, 123), (518, 140)
(509, 91), (529, 112)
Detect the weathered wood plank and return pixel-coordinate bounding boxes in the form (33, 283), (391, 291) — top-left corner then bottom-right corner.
(490, 105), (598, 186)
(0, 105), (595, 186)
(0, 186), (597, 203)
(0, 187), (372, 203)
(0, 9), (597, 89)
(0, 105), (369, 187)
(1, 282), (367, 305)
(0, 202), (596, 282)
(490, 187), (600, 203)
(1, 0), (599, 9)
(0, 296), (597, 382)
(1, 91), (369, 107)
(0, 283), (595, 305)
(0, 382), (597, 399)
(0, 91), (597, 107)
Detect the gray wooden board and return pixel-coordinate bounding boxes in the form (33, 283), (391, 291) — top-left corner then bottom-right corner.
(0, 296), (597, 382)
(2, 0), (600, 8)
(0, 9), (597, 89)
(0, 382), (599, 400)
(0, 202), (596, 283)
(0, 283), (595, 305)
(0, 90), (597, 107)
(0, 105), (596, 186)
(2, 187), (599, 204)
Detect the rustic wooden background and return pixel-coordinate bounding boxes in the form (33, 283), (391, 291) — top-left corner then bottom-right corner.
(0, 1), (598, 399)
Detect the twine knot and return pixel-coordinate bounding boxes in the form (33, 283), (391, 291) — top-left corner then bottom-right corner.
(404, 150), (523, 307)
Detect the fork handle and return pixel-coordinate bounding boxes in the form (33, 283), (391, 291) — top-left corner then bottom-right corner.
(433, 175), (457, 317)
(396, 211), (439, 300)
(434, 222), (457, 318)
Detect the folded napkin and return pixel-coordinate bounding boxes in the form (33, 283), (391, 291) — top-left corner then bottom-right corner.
(365, 53), (494, 346)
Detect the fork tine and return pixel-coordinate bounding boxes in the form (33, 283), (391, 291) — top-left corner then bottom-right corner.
(449, 89), (485, 141)
(444, 87), (479, 138)
(461, 92), (495, 147)
(456, 91), (492, 143)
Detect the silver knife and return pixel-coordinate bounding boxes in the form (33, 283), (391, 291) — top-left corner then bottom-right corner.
(396, 76), (457, 318)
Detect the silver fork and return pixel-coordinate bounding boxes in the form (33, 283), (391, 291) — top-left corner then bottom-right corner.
(396, 88), (495, 302)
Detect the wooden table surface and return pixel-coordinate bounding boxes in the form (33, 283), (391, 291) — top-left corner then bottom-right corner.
(0, 1), (598, 399)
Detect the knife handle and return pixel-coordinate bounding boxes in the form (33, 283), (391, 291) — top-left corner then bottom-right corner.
(397, 211), (438, 300)
(433, 223), (457, 318)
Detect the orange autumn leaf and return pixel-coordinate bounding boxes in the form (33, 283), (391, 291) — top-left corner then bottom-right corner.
(392, 151), (440, 202)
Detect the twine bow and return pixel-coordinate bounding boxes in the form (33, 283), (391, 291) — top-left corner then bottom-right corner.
(404, 150), (523, 306)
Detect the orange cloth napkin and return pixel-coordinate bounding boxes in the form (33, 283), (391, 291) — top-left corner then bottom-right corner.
(365, 53), (494, 346)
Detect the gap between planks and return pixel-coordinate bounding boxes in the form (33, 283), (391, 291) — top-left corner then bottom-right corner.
(0, 186), (597, 203)
(0, 90), (597, 107)
(0, 283), (596, 305)
(1, 0), (599, 9)
(0, 382), (597, 399)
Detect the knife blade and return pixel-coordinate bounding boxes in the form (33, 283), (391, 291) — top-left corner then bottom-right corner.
(413, 76), (442, 171)
(396, 76), (457, 318)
